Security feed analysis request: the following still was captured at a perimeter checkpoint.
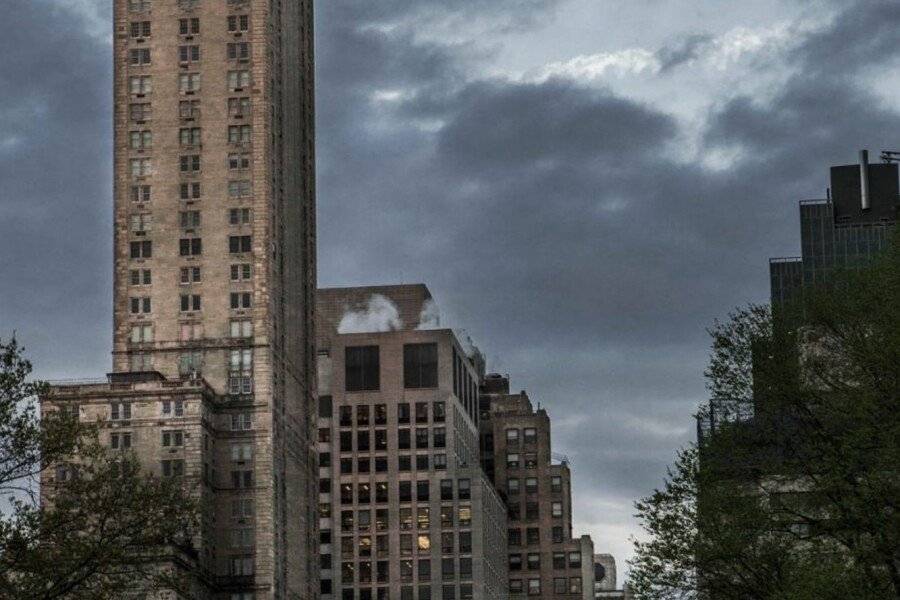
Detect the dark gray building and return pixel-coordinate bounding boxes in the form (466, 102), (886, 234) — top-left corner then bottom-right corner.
(770, 150), (898, 306)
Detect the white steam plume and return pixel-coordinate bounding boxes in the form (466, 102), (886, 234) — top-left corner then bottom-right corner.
(416, 299), (441, 330)
(337, 295), (403, 334)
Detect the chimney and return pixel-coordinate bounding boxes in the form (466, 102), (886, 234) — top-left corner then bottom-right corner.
(860, 149), (870, 210)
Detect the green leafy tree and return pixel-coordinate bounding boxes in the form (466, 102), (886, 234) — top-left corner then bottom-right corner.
(0, 338), (198, 599)
(629, 232), (900, 600)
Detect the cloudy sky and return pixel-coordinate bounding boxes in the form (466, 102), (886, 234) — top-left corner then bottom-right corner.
(4, 0), (900, 573)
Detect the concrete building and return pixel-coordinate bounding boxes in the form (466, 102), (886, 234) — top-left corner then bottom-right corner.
(479, 375), (594, 600)
(42, 0), (318, 598)
(316, 286), (508, 600)
(592, 555), (631, 600)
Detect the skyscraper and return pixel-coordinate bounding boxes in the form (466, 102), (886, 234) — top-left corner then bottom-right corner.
(44, 0), (318, 597)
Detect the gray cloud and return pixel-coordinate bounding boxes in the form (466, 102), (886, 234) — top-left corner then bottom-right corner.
(655, 33), (715, 72)
(4, 0), (900, 573)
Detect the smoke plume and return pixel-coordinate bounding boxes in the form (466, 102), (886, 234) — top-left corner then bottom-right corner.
(337, 294), (403, 334)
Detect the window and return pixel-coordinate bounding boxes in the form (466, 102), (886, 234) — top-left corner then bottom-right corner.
(128, 0), (151, 12)
(230, 320), (253, 338)
(129, 297), (151, 314)
(162, 430), (184, 447)
(508, 502), (521, 521)
(231, 470), (253, 489)
(523, 428), (537, 444)
(230, 208), (251, 225)
(231, 412), (252, 431)
(110, 431), (132, 450)
(129, 130), (152, 149)
(232, 497), (253, 519)
(178, 238), (201, 257)
(375, 457), (388, 473)
(457, 479), (470, 500)
(569, 577), (583, 594)
(415, 428), (428, 449)
(525, 502), (539, 521)
(551, 502), (563, 518)
(179, 45), (200, 63)
(358, 457), (370, 473)
(227, 235), (252, 253)
(180, 294), (201, 312)
(458, 531), (471, 553)
(180, 266), (202, 284)
(399, 481), (412, 502)
(130, 240), (152, 259)
(131, 184), (151, 202)
(552, 526), (564, 543)
(403, 343), (438, 388)
(161, 459), (185, 477)
(458, 506), (471, 527)
(508, 528), (522, 547)
(230, 292), (252, 309)
(526, 528), (539, 545)
(527, 579), (540, 596)
(229, 180), (252, 197)
(507, 453), (520, 469)
(130, 48), (151, 65)
(525, 477), (538, 494)
(524, 453), (537, 469)
(415, 454), (428, 470)
(526, 553), (540, 570)
(415, 402), (428, 423)
(179, 17), (200, 35)
(179, 210), (201, 229)
(130, 352), (151, 372)
(130, 323), (153, 343)
(231, 443), (252, 461)
(418, 558), (431, 582)
(129, 75), (152, 95)
(179, 100), (200, 119)
(551, 476), (563, 493)
(508, 554), (522, 571)
(433, 427), (446, 448)
(442, 585), (455, 600)
(228, 14), (250, 32)
(375, 482), (388, 503)
(398, 402), (410, 424)
(227, 42), (251, 60)
(568, 552), (582, 568)
(507, 478), (520, 495)
(345, 346), (380, 392)
(180, 182), (201, 200)
(509, 580), (524, 594)
(554, 578), (567, 595)
(433, 401), (445, 422)
(129, 102), (152, 121)
(130, 269), (151, 285)
(339, 405), (352, 426)
(374, 429), (387, 450)
(228, 125), (252, 144)
(228, 70), (251, 90)
(231, 263), (252, 281)
(506, 428), (520, 445)
(229, 97), (251, 116)
(230, 349), (253, 373)
(179, 73), (201, 93)
(130, 213), (152, 233)
(180, 154), (201, 172)
(441, 557), (455, 580)
(178, 351), (202, 375)
(398, 429), (411, 450)
(417, 533), (431, 553)
(416, 480), (429, 501)
(400, 534), (413, 556)
(130, 158), (152, 176)
(434, 453), (447, 470)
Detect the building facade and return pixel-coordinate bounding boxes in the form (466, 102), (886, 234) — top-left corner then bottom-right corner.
(42, 0), (318, 597)
(479, 375), (595, 600)
(316, 286), (508, 600)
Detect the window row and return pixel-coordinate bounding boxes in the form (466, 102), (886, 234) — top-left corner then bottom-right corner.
(128, 15), (249, 37)
(508, 525), (567, 546)
(128, 44), (251, 66)
(128, 292), (254, 315)
(507, 500), (564, 521)
(128, 236), (251, 259)
(336, 558), (473, 585)
(333, 401), (447, 427)
(337, 428), (446, 453)
(506, 475), (563, 495)
(509, 551), (582, 572)
(127, 125), (252, 148)
(128, 153), (254, 175)
(504, 427), (537, 446)
(109, 400), (184, 420)
(345, 344), (438, 392)
(320, 453), (449, 474)
(323, 584), (473, 600)
(129, 265), (252, 286)
(335, 506), (472, 533)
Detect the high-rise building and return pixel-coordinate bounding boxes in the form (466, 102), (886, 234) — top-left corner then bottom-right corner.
(43, 0), (318, 597)
(478, 375), (595, 600)
(316, 285), (508, 600)
(770, 150), (898, 307)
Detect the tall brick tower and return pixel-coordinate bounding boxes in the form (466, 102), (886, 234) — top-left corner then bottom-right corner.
(44, 0), (318, 597)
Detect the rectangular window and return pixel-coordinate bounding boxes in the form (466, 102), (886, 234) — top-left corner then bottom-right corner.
(552, 502), (563, 518)
(345, 346), (380, 392)
(129, 323), (153, 343)
(230, 263), (252, 281)
(229, 153), (251, 169)
(415, 428), (429, 449)
(434, 427), (446, 448)
(129, 75), (152, 95)
(129, 48), (151, 65)
(230, 292), (252, 309)
(523, 427), (537, 444)
(232, 413), (252, 431)
(568, 552), (582, 568)
(178, 45), (200, 63)
(230, 320), (253, 338)
(180, 154), (201, 172)
(179, 266), (201, 283)
(526, 528), (540, 545)
(130, 240), (152, 259)
(228, 180), (252, 198)
(180, 322), (202, 341)
(179, 73), (201, 93)
(161, 430), (184, 447)
(554, 578), (567, 595)
(527, 579), (540, 596)
(457, 478), (470, 500)
(508, 554), (522, 572)
(179, 17), (200, 35)
(179, 210), (201, 229)
(179, 100), (200, 119)
(552, 526), (564, 543)
(229, 97), (251, 117)
(403, 343), (438, 388)
(228, 70), (251, 90)
(525, 477), (538, 494)
(433, 401), (445, 422)
(508, 528), (521, 547)
(551, 476), (563, 493)
(229, 208), (251, 225)
(130, 158), (152, 176)
(179, 237), (202, 256)
(434, 453), (447, 470)
(129, 102), (151, 121)
(526, 553), (540, 570)
(129, 269), (151, 285)
(228, 14), (250, 32)
(128, 0), (151, 12)
(227, 42), (251, 60)
(180, 182), (201, 200)
(228, 125), (252, 144)
(110, 431), (132, 449)
(180, 294), (202, 312)
(507, 453), (520, 469)
(398, 402), (410, 424)
(130, 213), (152, 233)
(129, 297), (151, 314)
(161, 459), (185, 478)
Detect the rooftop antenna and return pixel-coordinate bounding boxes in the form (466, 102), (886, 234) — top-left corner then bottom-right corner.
(879, 150), (900, 163)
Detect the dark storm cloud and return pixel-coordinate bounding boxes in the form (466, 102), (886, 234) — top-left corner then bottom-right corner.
(5, 0), (900, 569)
(0, 1), (111, 377)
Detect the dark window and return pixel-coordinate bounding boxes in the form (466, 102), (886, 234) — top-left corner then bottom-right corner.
(440, 479), (454, 501)
(552, 526), (564, 543)
(358, 457), (370, 473)
(319, 452), (331, 467)
(415, 428), (429, 449)
(375, 429), (387, 450)
(415, 454), (429, 470)
(340, 431), (352, 453)
(399, 481), (412, 502)
(404, 343), (438, 388)
(459, 531), (472, 553)
(526, 528), (540, 545)
(399, 455), (411, 472)
(357, 405), (370, 426)
(417, 480), (429, 501)
(346, 346), (380, 391)
(415, 402), (428, 423)
(398, 429), (411, 450)
(398, 403), (410, 424)
(375, 482), (388, 502)
(229, 235), (252, 253)
(375, 458), (388, 473)
(340, 405), (352, 426)
(433, 401), (445, 422)
(340, 458), (353, 474)
(374, 404), (387, 425)
(179, 237), (202, 256)
(357, 430), (370, 451)
(319, 395), (333, 418)
(458, 479), (470, 500)
(508, 528), (521, 546)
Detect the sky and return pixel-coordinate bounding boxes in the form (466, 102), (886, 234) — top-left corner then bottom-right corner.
(3, 0), (900, 575)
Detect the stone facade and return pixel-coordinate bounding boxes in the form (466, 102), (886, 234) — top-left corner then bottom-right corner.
(42, 0), (318, 598)
(316, 286), (508, 600)
(479, 375), (595, 600)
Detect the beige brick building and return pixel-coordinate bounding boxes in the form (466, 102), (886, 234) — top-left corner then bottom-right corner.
(479, 375), (595, 600)
(43, 0), (318, 598)
(316, 286), (508, 600)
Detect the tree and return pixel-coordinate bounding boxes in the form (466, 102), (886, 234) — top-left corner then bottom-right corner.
(0, 338), (198, 599)
(629, 232), (900, 600)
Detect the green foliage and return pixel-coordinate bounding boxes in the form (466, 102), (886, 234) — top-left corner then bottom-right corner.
(629, 231), (900, 600)
(0, 338), (198, 599)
